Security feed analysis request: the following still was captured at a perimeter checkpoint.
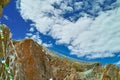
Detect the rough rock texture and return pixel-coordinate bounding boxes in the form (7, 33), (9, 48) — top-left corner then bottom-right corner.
(13, 39), (53, 80)
(0, 24), (17, 80)
(0, 1), (119, 80)
(14, 41), (120, 80)
(0, 25), (120, 80)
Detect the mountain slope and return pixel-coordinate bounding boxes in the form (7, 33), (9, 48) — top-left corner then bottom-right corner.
(0, 25), (120, 80)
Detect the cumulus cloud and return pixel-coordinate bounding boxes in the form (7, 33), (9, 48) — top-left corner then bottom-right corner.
(115, 61), (120, 65)
(26, 31), (52, 47)
(3, 15), (9, 20)
(25, 32), (42, 44)
(43, 43), (52, 47)
(29, 25), (35, 32)
(17, 0), (120, 59)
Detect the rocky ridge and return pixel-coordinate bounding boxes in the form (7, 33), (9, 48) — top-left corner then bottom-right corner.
(0, 1), (120, 80)
(0, 24), (119, 80)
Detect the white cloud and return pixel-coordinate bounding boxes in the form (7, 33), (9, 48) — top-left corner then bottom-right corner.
(26, 33), (33, 36)
(43, 43), (52, 47)
(3, 15), (9, 20)
(29, 27), (35, 32)
(26, 32), (52, 47)
(115, 61), (120, 65)
(25, 32), (42, 44)
(17, 0), (120, 59)
(74, 2), (83, 11)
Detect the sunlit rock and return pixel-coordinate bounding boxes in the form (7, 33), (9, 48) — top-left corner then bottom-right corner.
(0, 25), (119, 80)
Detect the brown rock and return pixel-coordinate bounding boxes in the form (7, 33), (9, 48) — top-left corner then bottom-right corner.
(0, 25), (120, 80)
(14, 39), (53, 80)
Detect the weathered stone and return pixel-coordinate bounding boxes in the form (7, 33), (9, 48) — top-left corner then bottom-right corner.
(0, 25), (120, 80)
(14, 39), (53, 80)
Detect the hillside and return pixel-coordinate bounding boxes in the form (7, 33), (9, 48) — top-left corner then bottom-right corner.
(0, 0), (120, 80)
(0, 24), (119, 80)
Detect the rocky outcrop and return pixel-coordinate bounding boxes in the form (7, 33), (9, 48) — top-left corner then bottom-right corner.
(102, 64), (119, 80)
(0, 24), (17, 80)
(13, 39), (53, 80)
(0, 0), (120, 79)
(0, 25), (120, 80)
(1, 0), (119, 80)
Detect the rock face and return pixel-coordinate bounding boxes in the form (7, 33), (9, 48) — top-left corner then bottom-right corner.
(0, 24), (17, 80)
(13, 39), (52, 80)
(0, 0), (119, 80)
(0, 25), (120, 80)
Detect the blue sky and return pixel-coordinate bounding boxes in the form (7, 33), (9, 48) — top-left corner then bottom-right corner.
(1, 0), (120, 66)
